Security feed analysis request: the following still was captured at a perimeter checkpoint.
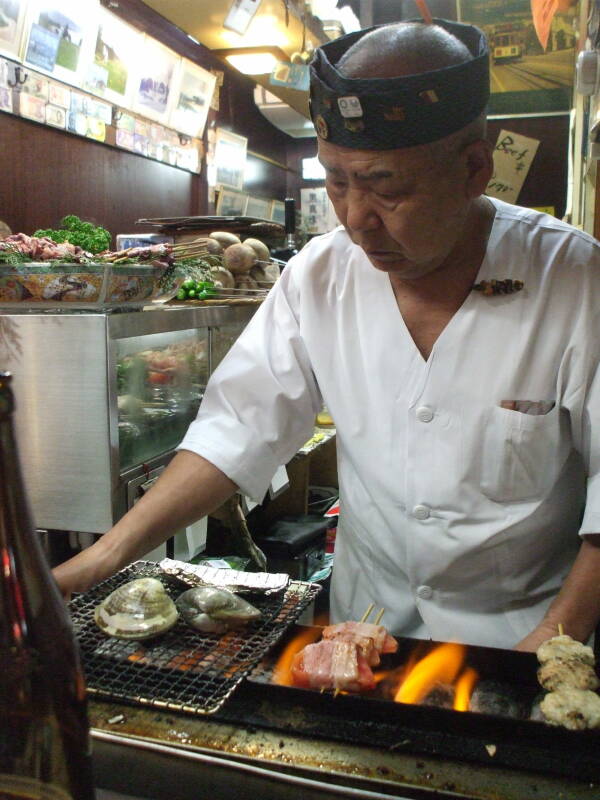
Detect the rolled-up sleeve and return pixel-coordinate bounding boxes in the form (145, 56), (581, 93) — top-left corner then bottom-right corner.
(177, 261), (322, 501)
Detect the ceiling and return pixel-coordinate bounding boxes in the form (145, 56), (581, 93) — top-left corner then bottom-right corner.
(142, 0), (328, 117)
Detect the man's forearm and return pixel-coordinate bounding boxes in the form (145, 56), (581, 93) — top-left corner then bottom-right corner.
(52, 450), (238, 594)
(516, 534), (600, 651)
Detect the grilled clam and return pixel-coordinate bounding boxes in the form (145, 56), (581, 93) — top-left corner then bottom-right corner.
(176, 586), (261, 634)
(94, 577), (178, 640)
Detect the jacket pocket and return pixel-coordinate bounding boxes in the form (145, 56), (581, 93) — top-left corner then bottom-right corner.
(479, 404), (569, 502)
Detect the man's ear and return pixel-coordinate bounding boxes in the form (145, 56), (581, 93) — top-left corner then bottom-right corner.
(463, 139), (494, 198)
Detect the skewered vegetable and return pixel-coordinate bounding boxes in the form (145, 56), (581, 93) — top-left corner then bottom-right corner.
(209, 231), (241, 247)
(243, 237), (270, 262)
(223, 243), (257, 274)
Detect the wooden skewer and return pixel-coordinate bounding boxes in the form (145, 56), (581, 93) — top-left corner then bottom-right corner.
(415, 0), (433, 23)
(558, 623), (564, 636)
(374, 608), (385, 626)
(360, 603), (375, 624)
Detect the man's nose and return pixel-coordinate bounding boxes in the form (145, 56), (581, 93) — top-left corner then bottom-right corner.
(344, 189), (381, 231)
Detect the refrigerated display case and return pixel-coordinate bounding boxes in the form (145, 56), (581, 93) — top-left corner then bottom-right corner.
(0, 305), (256, 534)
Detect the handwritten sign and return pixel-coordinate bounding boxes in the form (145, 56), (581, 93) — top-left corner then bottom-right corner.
(486, 129), (540, 205)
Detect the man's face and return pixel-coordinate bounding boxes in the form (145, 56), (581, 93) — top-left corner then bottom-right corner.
(318, 137), (472, 281)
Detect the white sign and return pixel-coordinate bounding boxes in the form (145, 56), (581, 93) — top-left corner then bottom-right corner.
(486, 129), (540, 205)
(224, 0), (261, 35)
(301, 187), (339, 234)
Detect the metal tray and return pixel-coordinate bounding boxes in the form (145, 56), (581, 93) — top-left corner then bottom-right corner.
(70, 561), (320, 715)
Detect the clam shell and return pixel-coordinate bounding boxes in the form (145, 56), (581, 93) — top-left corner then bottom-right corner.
(176, 586), (261, 634)
(94, 577), (178, 640)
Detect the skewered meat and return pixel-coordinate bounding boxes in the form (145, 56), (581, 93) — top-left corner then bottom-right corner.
(290, 620), (398, 691)
(536, 633), (600, 729)
(291, 638), (376, 691)
(1, 233), (90, 261)
(540, 688), (600, 730)
(536, 634), (595, 666)
(322, 621), (398, 666)
(538, 658), (600, 692)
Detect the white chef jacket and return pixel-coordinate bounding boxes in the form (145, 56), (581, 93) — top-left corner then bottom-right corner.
(179, 198), (600, 649)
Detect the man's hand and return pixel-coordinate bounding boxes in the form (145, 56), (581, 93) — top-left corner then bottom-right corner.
(514, 619), (566, 653)
(514, 534), (600, 653)
(51, 451), (237, 599)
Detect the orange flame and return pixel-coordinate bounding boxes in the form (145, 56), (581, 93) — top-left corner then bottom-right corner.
(454, 667), (478, 711)
(394, 643), (465, 705)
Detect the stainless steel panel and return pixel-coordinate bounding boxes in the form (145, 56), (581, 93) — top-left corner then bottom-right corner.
(1, 313), (113, 532)
(0, 305), (257, 534)
(107, 305), (255, 339)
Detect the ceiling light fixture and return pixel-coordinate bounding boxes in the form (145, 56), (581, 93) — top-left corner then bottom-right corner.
(214, 46), (289, 76)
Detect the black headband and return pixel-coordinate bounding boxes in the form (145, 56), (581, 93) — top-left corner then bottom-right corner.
(309, 19), (489, 150)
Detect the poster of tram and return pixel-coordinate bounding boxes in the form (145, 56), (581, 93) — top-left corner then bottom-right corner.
(459, 0), (577, 115)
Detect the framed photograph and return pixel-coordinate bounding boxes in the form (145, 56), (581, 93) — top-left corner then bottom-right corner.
(459, 0), (576, 114)
(214, 126), (247, 191)
(245, 195), (272, 220)
(169, 58), (215, 138)
(22, 0), (99, 87)
(132, 35), (180, 124)
(0, 0), (28, 59)
(216, 188), (248, 217)
(82, 6), (141, 108)
(270, 199), (285, 225)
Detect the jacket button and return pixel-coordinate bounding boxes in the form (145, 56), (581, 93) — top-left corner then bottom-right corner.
(412, 504), (430, 520)
(416, 406), (434, 422)
(417, 585), (433, 600)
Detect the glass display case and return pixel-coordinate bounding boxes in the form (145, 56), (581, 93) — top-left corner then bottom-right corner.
(0, 305), (256, 533)
(116, 326), (209, 471)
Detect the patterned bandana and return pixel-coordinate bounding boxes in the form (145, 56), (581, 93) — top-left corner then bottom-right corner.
(309, 19), (489, 150)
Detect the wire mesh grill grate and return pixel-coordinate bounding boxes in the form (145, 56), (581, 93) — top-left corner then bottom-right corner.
(70, 561), (321, 715)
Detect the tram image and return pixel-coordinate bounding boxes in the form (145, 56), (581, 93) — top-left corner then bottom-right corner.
(490, 29), (523, 64)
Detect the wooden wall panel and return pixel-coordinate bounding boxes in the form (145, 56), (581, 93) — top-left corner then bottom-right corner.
(0, 113), (196, 236)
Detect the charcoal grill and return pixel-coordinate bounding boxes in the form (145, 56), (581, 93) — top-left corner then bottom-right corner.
(236, 625), (600, 782)
(75, 569), (600, 799)
(70, 561), (320, 714)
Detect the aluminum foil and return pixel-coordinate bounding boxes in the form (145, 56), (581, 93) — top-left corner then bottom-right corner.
(159, 558), (290, 595)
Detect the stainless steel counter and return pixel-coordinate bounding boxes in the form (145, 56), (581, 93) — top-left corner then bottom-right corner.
(88, 695), (599, 800)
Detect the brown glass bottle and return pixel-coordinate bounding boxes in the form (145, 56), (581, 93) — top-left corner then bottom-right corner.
(0, 372), (95, 800)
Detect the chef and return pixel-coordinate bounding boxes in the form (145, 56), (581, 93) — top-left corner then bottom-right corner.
(54, 19), (600, 651)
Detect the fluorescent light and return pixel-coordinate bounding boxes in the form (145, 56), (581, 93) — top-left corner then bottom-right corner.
(225, 52), (279, 74)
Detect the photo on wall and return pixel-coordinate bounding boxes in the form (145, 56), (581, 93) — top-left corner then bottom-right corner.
(82, 6), (141, 107)
(214, 127), (247, 191)
(22, 0), (99, 86)
(169, 58), (216, 138)
(459, 0), (577, 114)
(270, 200), (285, 225)
(0, 0), (27, 59)
(215, 188), (248, 217)
(132, 35), (179, 124)
(245, 195), (272, 220)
